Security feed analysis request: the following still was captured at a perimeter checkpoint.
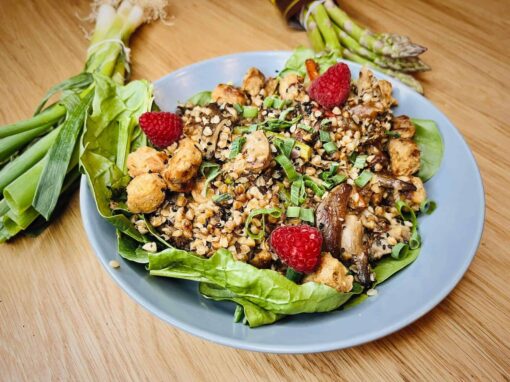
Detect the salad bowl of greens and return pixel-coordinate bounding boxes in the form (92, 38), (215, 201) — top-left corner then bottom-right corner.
(80, 50), (484, 353)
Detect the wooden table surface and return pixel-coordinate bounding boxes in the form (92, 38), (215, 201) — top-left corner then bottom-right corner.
(1, 0), (509, 380)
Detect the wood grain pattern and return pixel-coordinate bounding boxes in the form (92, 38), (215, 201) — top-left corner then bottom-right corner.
(1, 0), (509, 380)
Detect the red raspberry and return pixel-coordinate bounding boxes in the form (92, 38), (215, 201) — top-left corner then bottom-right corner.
(269, 225), (323, 273)
(308, 63), (351, 109)
(139, 112), (183, 148)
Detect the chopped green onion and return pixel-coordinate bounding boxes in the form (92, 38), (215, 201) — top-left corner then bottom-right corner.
(233, 103), (243, 114)
(319, 130), (331, 143)
(354, 170), (373, 188)
(244, 207), (282, 240)
(420, 199), (437, 215)
(275, 155), (299, 182)
(273, 97), (287, 110)
(298, 123), (314, 133)
(274, 137), (295, 158)
(395, 200), (421, 249)
(304, 178), (326, 197)
(290, 177), (306, 206)
(353, 154), (368, 169)
(320, 118), (332, 127)
(243, 106), (259, 119)
(328, 174), (347, 186)
(286, 206), (301, 218)
(228, 136), (246, 159)
(285, 268), (303, 283)
(299, 207), (315, 224)
(395, 200), (417, 226)
(409, 229), (421, 249)
(212, 193), (232, 203)
(323, 141), (338, 154)
(279, 107), (294, 121)
(391, 242), (409, 259)
(320, 163), (340, 181)
(349, 152), (358, 164)
(263, 96), (274, 108)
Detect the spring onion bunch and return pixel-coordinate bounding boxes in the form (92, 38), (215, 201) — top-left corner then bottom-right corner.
(0, 0), (168, 243)
(300, 0), (429, 93)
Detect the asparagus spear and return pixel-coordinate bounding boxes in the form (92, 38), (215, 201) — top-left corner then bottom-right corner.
(324, 0), (426, 58)
(342, 49), (424, 94)
(307, 3), (342, 53)
(334, 26), (430, 72)
(305, 15), (326, 52)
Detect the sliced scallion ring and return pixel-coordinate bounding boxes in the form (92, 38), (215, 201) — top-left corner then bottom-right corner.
(244, 207), (282, 241)
(391, 242), (409, 259)
(243, 106), (259, 119)
(354, 170), (373, 188)
(275, 154), (299, 182)
(420, 199), (437, 215)
(323, 141), (337, 154)
(286, 206), (301, 218)
(299, 207), (315, 224)
(353, 154), (368, 169)
(233, 103), (243, 114)
(319, 130), (331, 143)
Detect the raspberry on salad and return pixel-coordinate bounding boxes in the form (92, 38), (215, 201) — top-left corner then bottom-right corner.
(269, 225), (323, 274)
(308, 62), (351, 109)
(139, 111), (183, 148)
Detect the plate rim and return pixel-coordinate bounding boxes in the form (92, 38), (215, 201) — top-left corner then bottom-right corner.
(80, 50), (485, 354)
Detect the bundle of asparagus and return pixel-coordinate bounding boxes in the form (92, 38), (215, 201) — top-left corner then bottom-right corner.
(0, 1), (167, 242)
(301, 0), (429, 93)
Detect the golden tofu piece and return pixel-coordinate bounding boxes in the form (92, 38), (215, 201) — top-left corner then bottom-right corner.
(303, 253), (354, 293)
(126, 173), (166, 213)
(388, 138), (421, 176)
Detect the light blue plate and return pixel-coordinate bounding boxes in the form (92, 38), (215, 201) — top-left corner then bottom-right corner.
(80, 51), (485, 353)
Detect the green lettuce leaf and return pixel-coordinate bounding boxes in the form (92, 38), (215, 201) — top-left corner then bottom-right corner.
(373, 248), (421, 286)
(117, 230), (150, 264)
(412, 119), (444, 182)
(187, 91), (212, 106)
(149, 247), (361, 315)
(199, 283), (284, 327)
(280, 47), (341, 79)
(80, 74), (153, 243)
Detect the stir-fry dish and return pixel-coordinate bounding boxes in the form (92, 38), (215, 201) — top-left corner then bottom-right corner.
(99, 51), (443, 327)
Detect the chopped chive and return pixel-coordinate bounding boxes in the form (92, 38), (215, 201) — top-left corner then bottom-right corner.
(299, 207), (315, 224)
(212, 193), (232, 203)
(273, 97), (286, 110)
(319, 130), (331, 143)
(263, 96), (274, 108)
(290, 177), (306, 206)
(243, 106), (259, 119)
(275, 155), (299, 182)
(286, 206), (301, 218)
(320, 118), (332, 127)
(304, 178), (326, 197)
(228, 136), (246, 159)
(298, 123), (314, 133)
(354, 170), (373, 188)
(279, 107), (295, 121)
(323, 141), (337, 154)
(244, 207), (282, 240)
(285, 268), (303, 283)
(273, 137), (295, 158)
(391, 242), (409, 259)
(233, 103), (243, 114)
(353, 154), (368, 169)
(420, 199), (437, 215)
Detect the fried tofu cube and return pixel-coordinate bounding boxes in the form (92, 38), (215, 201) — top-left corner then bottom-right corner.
(388, 138), (421, 176)
(303, 253), (354, 293)
(126, 173), (166, 213)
